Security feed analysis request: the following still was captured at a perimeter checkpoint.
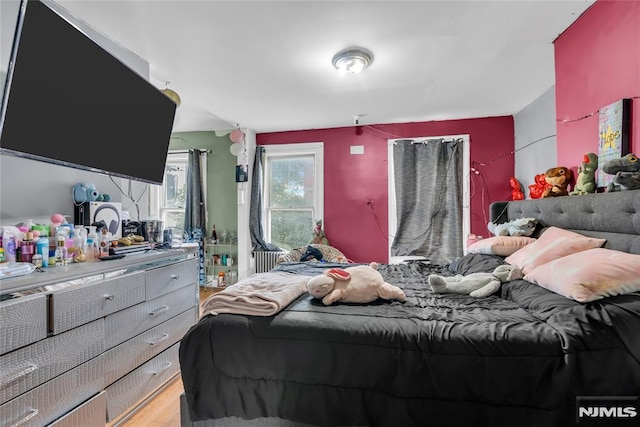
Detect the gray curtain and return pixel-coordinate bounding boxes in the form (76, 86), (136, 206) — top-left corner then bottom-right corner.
(184, 149), (206, 284)
(391, 139), (463, 264)
(249, 146), (281, 251)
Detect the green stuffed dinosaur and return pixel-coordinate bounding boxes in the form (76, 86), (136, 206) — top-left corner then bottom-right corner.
(570, 152), (598, 195)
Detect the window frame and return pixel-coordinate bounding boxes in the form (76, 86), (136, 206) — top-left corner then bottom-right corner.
(262, 142), (324, 248)
(149, 151), (207, 229)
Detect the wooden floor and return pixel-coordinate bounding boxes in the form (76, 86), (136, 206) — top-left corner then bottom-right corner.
(122, 288), (214, 426)
(121, 376), (184, 427)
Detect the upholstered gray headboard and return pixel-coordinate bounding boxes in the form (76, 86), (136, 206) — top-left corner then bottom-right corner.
(490, 190), (640, 255)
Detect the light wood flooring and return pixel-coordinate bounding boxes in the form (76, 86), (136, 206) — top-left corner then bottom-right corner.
(122, 288), (215, 426)
(121, 376), (184, 427)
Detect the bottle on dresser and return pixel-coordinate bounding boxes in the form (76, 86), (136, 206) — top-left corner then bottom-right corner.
(5, 236), (16, 263)
(98, 229), (110, 258)
(54, 236), (68, 266)
(211, 224), (218, 244)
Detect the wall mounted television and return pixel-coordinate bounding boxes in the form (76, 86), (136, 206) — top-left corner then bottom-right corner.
(0, 0), (176, 185)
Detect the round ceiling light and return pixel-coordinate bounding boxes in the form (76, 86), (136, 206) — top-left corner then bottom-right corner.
(332, 47), (374, 75)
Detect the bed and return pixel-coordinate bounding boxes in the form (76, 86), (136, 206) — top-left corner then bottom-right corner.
(179, 190), (640, 427)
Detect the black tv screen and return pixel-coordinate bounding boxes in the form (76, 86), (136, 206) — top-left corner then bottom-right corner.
(0, 0), (176, 185)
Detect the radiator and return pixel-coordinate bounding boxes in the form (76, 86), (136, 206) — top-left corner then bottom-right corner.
(254, 251), (287, 273)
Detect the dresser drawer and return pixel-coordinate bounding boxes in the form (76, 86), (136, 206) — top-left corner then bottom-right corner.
(104, 284), (197, 349)
(0, 294), (47, 356)
(0, 319), (105, 405)
(0, 355), (104, 427)
(49, 391), (105, 427)
(106, 344), (180, 422)
(145, 258), (198, 300)
(104, 307), (196, 386)
(52, 271), (146, 334)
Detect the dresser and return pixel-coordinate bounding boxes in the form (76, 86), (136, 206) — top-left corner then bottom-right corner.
(0, 249), (199, 426)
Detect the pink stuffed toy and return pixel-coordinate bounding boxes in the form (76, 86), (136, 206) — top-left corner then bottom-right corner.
(307, 262), (406, 305)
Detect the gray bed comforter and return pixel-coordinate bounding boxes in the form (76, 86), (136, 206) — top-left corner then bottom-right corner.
(180, 259), (640, 427)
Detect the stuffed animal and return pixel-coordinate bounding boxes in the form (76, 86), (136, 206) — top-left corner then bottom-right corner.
(311, 219), (330, 246)
(487, 217), (537, 237)
(602, 153), (640, 192)
(528, 173), (552, 199)
(307, 262), (406, 305)
(510, 177), (524, 200)
(428, 264), (524, 298)
(570, 153), (598, 195)
(542, 166), (573, 197)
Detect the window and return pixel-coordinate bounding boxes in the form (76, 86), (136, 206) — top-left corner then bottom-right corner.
(263, 143), (323, 251)
(150, 151), (207, 230)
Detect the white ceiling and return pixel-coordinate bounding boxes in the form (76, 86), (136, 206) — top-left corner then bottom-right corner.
(56, 0), (595, 134)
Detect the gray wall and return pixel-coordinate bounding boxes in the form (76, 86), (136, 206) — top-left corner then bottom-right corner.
(1, 0), (151, 226)
(513, 86), (557, 198)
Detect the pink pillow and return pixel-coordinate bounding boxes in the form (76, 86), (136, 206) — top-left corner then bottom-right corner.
(524, 248), (640, 302)
(467, 236), (536, 256)
(505, 227), (606, 274)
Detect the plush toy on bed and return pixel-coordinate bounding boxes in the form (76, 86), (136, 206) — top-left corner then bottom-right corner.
(487, 217), (537, 237)
(428, 264), (524, 298)
(601, 153), (640, 192)
(569, 152), (598, 195)
(528, 173), (552, 199)
(311, 219), (330, 246)
(542, 166), (573, 197)
(307, 262), (406, 305)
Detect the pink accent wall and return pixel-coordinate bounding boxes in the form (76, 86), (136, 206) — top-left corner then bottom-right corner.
(257, 117), (514, 263)
(555, 0), (640, 167)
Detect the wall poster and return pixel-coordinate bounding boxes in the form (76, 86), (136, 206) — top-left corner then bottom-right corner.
(598, 98), (631, 188)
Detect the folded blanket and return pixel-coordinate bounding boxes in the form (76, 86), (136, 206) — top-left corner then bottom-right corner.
(200, 272), (310, 317)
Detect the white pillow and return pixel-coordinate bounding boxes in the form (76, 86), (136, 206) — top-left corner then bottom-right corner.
(524, 248), (640, 302)
(467, 236), (536, 256)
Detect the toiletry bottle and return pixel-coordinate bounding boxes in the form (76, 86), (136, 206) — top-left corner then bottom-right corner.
(98, 229), (109, 257)
(87, 227), (98, 259)
(5, 237), (16, 263)
(20, 239), (35, 263)
(36, 237), (49, 267)
(54, 237), (68, 266)
(86, 237), (95, 262)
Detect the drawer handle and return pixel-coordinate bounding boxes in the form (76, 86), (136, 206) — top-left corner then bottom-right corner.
(148, 333), (170, 346)
(0, 363), (38, 387)
(152, 361), (173, 376)
(103, 294), (115, 301)
(170, 274), (180, 280)
(9, 408), (39, 427)
(149, 306), (169, 316)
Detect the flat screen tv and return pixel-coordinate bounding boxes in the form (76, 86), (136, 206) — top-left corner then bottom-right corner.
(0, 0), (176, 185)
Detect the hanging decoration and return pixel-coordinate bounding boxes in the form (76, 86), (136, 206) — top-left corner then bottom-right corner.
(230, 129), (245, 143)
(230, 142), (243, 157)
(160, 81), (181, 107)
(228, 126), (248, 184)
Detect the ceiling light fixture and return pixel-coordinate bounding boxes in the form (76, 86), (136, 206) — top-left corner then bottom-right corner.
(160, 81), (181, 107)
(332, 47), (374, 75)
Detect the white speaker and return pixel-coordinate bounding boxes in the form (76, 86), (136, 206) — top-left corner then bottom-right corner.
(74, 202), (122, 238)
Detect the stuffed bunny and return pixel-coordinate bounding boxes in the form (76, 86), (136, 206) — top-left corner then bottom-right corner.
(307, 262), (406, 305)
(428, 264), (524, 298)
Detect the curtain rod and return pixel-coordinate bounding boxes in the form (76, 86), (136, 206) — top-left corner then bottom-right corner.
(169, 149), (211, 154)
(410, 137), (462, 145)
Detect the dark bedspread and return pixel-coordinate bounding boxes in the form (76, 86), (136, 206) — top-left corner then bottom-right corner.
(180, 260), (640, 427)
